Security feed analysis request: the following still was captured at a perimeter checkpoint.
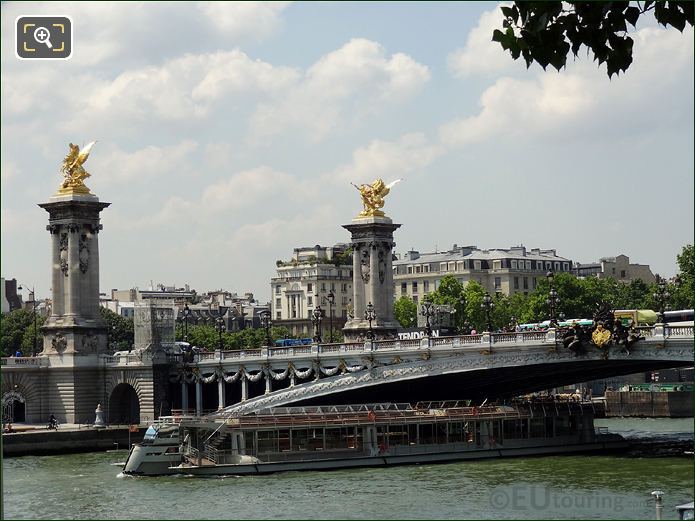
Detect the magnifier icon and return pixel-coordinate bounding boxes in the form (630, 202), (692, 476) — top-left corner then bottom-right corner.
(33, 26), (53, 49)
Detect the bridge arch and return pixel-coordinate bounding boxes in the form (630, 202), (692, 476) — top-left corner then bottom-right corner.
(2, 389), (26, 423)
(108, 383), (140, 424)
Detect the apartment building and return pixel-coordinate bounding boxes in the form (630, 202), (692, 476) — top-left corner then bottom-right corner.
(270, 244), (353, 337)
(393, 244), (572, 302)
(573, 254), (655, 284)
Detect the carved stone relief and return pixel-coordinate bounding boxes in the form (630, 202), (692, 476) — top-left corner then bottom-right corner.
(81, 334), (98, 353)
(360, 249), (370, 283)
(79, 234), (90, 274)
(51, 332), (67, 353)
(59, 233), (69, 277)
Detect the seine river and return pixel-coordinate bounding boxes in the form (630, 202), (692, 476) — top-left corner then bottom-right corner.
(2, 419), (692, 520)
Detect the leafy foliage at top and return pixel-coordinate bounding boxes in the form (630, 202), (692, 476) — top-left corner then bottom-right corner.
(494, 1), (693, 77)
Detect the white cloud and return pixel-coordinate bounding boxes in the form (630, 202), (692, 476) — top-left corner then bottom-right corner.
(89, 140), (198, 183)
(332, 133), (444, 184)
(250, 38), (431, 142)
(441, 25), (694, 147)
(447, 3), (522, 78)
(197, 1), (291, 40)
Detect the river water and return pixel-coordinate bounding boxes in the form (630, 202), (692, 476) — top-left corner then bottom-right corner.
(2, 418), (692, 520)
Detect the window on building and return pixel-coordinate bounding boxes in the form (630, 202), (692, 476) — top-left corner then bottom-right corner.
(620, 270), (626, 278)
(413, 295), (418, 304)
(342, 296), (349, 305)
(533, 277), (537, 289)
(321, 283), (326, 291)
(276, 311), (281, 320)
(307, 296), (313, 306)
(416, 266), (422, 273)
(514, 277), (519, 289)
(307, 282), (312, 292)
(424, 265), (430, 273)
(408, 266), (413, 274)
(511, 260), (517, 269)
(523, 277), (528, 289)
(563, 262), (569, 271)
(526, 261), (531, 270)
(401, 282), (407, 294)
(412, 282), (418, 293)
(554, 262), (560, 271)
(440, 262), (447, 272)
(494, 277), (501, 290)
(424, 281), (430, 292)
(474, 260), (481, 270)
(493, 260), (501, 270)
(341, 283), (348, 292)
(276, 298), (281, 307)
(330, 283), (335, 291)
(275, 285), (281, 295)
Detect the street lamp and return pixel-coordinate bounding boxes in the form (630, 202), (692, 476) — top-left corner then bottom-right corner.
(481, 292), (494, 333)
(311, 300), (324, 343)
(18, 284), (37, 357)
(182, 304), (191, 342)
(420, 298), (436, 337)
(215, 306), (227, 351)
(653, 275), (670, 323)
(260, 310), (272, 347)
(546, 270), (560, 327)
(364, 302), (376, 340)
(323, 291), (335, 343)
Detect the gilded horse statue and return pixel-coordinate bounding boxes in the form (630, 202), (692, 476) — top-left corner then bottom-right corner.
(58, 141), (96, 195)
(351, 178), (402, 217)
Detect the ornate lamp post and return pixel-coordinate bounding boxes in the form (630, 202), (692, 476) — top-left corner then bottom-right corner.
(323, 291), (335, 343)
(653, 275), (670, 323)
(420, 298), (436, 337)
(312, 300), (324, 343)
(215, 312), (225, 351)
(481, 292), (494, 332)
(364, 301), (376, 340)
(260, 310), (272, 347)
(182, 304), (191, 342)
(546, 270), (560, 327)
(457, 295), (467, 334)
(509, 315), (517, 332)
(18, 284), (37, 357)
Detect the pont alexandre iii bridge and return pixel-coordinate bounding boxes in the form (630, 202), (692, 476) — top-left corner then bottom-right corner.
(1, 164), (693, 426)
(2, 324), (693, 424)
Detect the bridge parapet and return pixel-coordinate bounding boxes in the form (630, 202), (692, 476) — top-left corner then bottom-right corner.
(1, 356), (47, 367)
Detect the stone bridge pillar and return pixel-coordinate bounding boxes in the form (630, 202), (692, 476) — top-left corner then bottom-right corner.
(342, 216), (401, 341)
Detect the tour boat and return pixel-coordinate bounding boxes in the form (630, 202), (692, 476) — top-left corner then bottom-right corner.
(122, 421), (181, 475)
(167, 400), (627, 476)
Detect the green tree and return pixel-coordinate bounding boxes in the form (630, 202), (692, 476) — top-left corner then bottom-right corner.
(99, 307), (134, 351)
(462, 280), (487, 331)
(672, 244), (694, 309)
(394, 296), (417, 328)
(494, 2), (693, 78)
(1, 309), (44, 357)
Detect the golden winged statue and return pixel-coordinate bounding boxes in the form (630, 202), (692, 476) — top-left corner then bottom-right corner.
(351, 178), (402, 217)
(58, 141), (96, 195)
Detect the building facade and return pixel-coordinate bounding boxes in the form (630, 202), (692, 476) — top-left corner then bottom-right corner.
(270, 244), (353, 338)
(393, 244), (573, 302)
(573, 254), (655, 284)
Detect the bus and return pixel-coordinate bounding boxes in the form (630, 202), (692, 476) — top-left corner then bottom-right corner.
(274, 338), (313, 347)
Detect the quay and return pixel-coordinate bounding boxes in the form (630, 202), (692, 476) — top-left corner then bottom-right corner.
(2, 424), (146, 457)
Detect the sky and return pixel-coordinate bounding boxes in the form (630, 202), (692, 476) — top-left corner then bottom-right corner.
(2, 1), (693, 303)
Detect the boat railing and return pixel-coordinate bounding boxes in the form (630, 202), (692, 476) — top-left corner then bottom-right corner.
(254, 447), (370, 463)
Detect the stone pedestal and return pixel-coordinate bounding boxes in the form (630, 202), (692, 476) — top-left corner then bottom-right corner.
(93, 403), (106, 428)
(38, 193), (110, 356)
(342, 216), (401, 341)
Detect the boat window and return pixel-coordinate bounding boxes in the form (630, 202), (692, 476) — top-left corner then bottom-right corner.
(387, 425), (409, 446)
(419, 423), (435, 445)
(291, 429), (310, 451)
(257, 430), (278, 454)
(143, 426), (158, 440)
(555, 416), (571, 436)
(530, 418), (546, 438)
(503, 419), (527, 439)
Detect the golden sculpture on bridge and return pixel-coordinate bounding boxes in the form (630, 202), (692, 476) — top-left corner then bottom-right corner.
(57, 141), (97, 195)
(351, 178), (402, 217)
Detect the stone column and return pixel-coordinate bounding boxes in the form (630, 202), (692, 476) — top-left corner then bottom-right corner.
(265, 370), (272, 395)
(39, 194), (110, 355)
(181, 382), (189, 413)
(342, 217), (401, 341)
(195, 381), (202, 416)
(217, 378), (225, 410)
(241, 376), (248, 402)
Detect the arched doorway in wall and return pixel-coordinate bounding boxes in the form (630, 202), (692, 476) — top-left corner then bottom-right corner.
(108, 383), (140, 424)
(1, 390), (26, 423)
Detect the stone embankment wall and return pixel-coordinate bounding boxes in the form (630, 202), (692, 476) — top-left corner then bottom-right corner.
(2, 426), (147, 457)
(605, 391), (693, 417)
